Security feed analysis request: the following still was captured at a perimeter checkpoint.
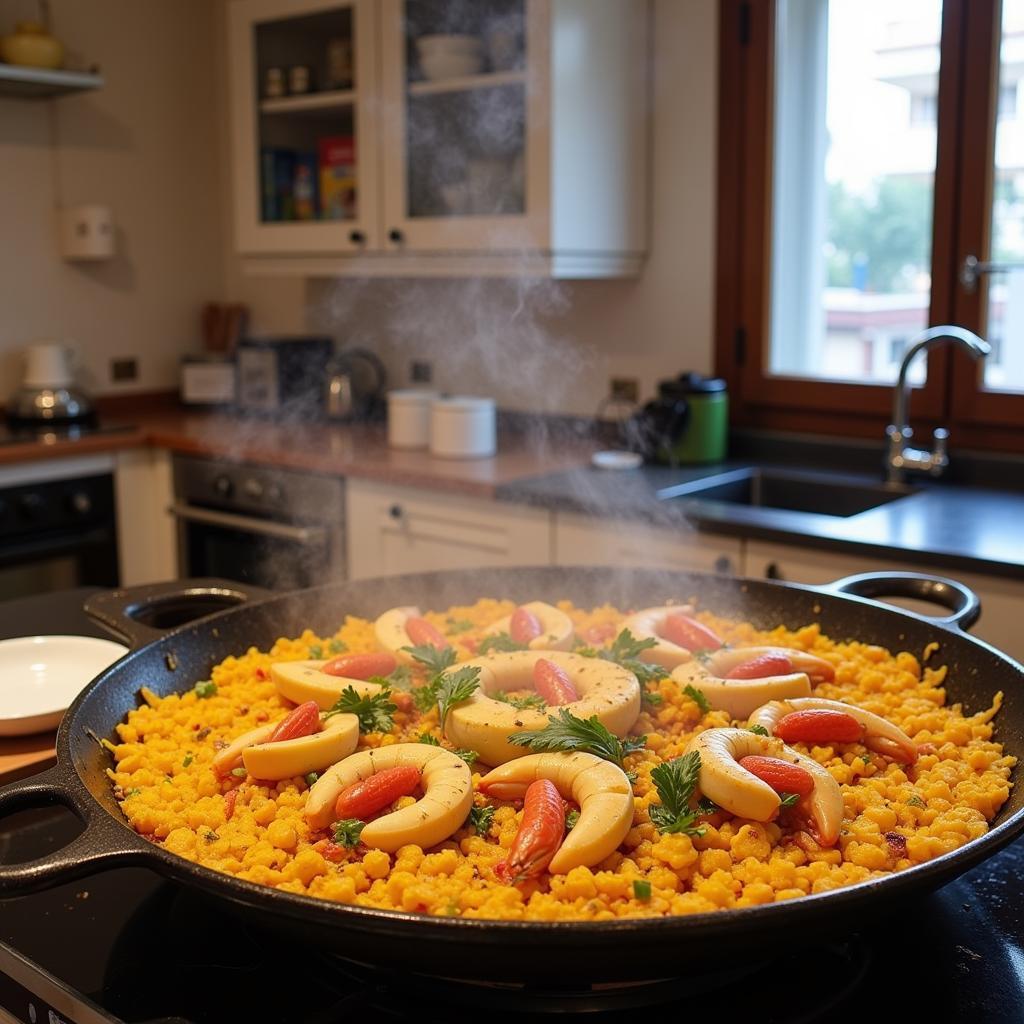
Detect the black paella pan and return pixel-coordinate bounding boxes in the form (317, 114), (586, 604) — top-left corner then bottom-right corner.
(0, 567), (1020, 984)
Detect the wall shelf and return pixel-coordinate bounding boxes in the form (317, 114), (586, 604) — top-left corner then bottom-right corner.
(259, 88), (355, 115)
(0, 64), (103, 99)
(407, 69), (525, 97)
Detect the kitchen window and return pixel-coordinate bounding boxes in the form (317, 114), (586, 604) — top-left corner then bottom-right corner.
(717, 0), (1024, 450)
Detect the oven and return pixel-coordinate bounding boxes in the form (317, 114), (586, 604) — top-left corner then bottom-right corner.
(0, 456), (119, 601)
(170, 455), (345, 591)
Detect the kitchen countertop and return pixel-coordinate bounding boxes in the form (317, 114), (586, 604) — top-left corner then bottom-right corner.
(2, 403), (1023, 582)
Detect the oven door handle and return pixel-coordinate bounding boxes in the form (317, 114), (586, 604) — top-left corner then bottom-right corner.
(168, 503), (328, 545)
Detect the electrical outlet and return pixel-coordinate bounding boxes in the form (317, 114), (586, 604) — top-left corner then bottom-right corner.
(610, 377), (639, 403)
(410, 360), (433, 383)
(111, 357), (138, 383)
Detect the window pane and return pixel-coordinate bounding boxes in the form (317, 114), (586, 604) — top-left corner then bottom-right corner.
(770, 0), (942, 385)
(984, 0), (1024, 393)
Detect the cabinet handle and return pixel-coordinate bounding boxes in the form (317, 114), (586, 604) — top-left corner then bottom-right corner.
(765, 562), (783, 581)
(388, 504), (403, 519)
(388, 228), (404, 245)
(714, 555), (733, 575)
(349, 229), (366, 245)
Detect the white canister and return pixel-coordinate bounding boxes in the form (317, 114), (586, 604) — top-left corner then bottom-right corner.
(24, 342), (73, 388)
(387, 389), (437, 449)
(430, 396), (497, 459)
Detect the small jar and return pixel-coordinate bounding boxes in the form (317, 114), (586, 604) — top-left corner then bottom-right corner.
(288, 65), (313, 94)
(264, 67), (285, 98)
(429, 396), (497, 459)
(387, 389), (437, 449)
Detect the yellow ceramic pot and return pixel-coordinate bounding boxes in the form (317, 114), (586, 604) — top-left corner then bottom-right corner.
(1, 21), (64, 70)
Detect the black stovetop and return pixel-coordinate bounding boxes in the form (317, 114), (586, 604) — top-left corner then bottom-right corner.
(0, 593), (1022, 1023)
(0, 421), (135, 449)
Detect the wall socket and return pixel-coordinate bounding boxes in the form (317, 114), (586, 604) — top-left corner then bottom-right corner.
(410, 360), (433, 383)
(609, 377), (639, 403)
(111, 357), (138, 383)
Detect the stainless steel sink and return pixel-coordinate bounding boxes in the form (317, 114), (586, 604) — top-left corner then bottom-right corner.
(663, 467), (918, 518)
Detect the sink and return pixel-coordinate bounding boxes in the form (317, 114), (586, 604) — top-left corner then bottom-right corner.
(663, 468), (918, 518)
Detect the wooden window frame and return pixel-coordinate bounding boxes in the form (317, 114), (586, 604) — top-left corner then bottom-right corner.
(716, 0), (1024, 452)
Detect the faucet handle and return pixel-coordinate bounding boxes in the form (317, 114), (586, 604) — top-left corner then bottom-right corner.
(930, 427), (949, 475)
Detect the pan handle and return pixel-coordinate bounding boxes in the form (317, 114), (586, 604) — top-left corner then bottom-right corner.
(825, 571), (981, 632)
(84, 578), (272, 650)
(0, 766), (154, 895)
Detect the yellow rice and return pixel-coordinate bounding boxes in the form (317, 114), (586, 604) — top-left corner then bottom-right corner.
(106, 599), (1015, 920)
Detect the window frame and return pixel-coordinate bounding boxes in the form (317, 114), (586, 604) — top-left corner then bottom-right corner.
(716, 0), (1024, 451)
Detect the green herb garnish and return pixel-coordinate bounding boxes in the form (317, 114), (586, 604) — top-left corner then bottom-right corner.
(778, 792), (801, 808)
(445, 618), (475, 634)
(454, 748), (478, 766)
(412, 683), (441, 715)
(418, 732), (441, 746)
(633, 879), (652, 901)
(304, 772), (319, 786)
(907, 795), (926, 808)
(126, 788), (142, 797)
(182, 752), (194, 768)
(467, 804), (495, 835)
(308, 644), (323, 660)
(749, 724), (769, 737)
(683, 685), (711, 716)
(193, 680), (217, 699)
(494, 691), (548, 712)
(642, 690), (664, 708)
(332, 819), (365, 848)
(435, 667), (481, 728)
(402, 644), (458, 675)
(565, 808), (580, 831)
(508, 708), (646, 769)
(203, 829), (219, 843)
(325, 685), (397, 734)
(477, 632), (528, 655)
(587, 629), (669, 688)
(648, 752), (705, 836)
(230, 767), (247, 778)
(371, 666), (413, 691)
(327, 638), (347, 654)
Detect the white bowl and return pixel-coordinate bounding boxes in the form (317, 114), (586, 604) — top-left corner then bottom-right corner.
(420, 52), (484, 81)
(416, 34), (483, 56)
(0, 635), (128, 736)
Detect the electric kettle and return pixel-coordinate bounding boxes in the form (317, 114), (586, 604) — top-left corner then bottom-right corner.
(628, 372), (728, 466)
(325, 347), (387, 421)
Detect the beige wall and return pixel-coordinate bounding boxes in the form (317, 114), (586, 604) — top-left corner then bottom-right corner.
(0, 0), (224, 398)
(224, 0), (719, 417)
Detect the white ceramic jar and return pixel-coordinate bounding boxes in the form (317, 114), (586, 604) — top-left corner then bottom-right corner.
(429, 396), (497, 459)
(387, 389), (437, 449)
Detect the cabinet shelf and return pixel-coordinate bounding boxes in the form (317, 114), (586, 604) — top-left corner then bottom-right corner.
(0, 64), (103, 99)
(259, 88), (356, 115)
(407, 69), (525, 97)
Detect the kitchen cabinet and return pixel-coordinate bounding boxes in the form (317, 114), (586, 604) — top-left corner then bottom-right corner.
(553, 512), (743, 575)
(114, 450), (177, 586)
(346, 479), (553, 580)
(744, 540), (1023, 662)
(229, 0), (648, 277)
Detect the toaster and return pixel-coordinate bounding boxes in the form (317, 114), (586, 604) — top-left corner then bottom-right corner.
(236, 336), (333, 415)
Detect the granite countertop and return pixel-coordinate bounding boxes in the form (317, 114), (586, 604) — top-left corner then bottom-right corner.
(496, 461), (1024, 581)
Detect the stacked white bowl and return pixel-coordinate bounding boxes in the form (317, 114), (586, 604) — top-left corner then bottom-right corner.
(416, 34), (484, 80)
(387, 390), (497, 459)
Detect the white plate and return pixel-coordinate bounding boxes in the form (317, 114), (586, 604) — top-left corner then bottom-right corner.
(0, 635), (128, 736)
(591, 450), (644, 470)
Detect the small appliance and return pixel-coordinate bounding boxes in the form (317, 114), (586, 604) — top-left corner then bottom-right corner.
(324, 347), (387, 421)
(6, 342), (94, 425)
(235, 336), (332, 415)
(629, 372), (728, 466)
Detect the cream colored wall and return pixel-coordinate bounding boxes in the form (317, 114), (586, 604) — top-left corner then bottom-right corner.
(223, 0), (719, 417)
(0, 0), (224, 398)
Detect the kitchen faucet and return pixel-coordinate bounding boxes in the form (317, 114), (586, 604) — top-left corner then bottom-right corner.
(885, 325), (991, 484)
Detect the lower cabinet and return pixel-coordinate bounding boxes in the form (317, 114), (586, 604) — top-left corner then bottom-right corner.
(346, 480), (553, 580)
(744, 540), (1023, 662)
(553, 512), (742, 575)
(114, 449), (176, 586)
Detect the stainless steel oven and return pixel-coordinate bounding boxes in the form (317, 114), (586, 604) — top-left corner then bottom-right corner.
(170, 455), (345, 591)
(0, 455), (119, 601)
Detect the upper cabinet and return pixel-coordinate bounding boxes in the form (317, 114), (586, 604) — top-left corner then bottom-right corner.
(228, 0), (649, 278)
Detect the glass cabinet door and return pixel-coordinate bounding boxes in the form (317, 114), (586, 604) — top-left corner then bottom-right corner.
(380, 0), (548, 251)
(230, 0), (378, 254)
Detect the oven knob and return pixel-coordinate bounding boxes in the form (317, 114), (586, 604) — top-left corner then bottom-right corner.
(17, 492), (44, 520)
(243, 478), (264, 500)
(214, 475), (234, 499)
(266, 482), (283, 503)
(68, 491), (93, 516)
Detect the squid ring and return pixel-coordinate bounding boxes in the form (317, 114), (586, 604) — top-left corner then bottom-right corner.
(482, 601), (574, 651)
(271, 660), (386, 709)
(748, 696), (918, 763)
(443, 651), (641, 767)
(687, 727), (844, 846)
(305, 743), (472, 850)
(479, 752), (634, 873)
(671, 646), (835, 719)
(619, 604), (697, 669)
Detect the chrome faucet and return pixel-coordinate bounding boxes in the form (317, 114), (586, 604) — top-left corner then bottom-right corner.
(885, 325), (991, 484)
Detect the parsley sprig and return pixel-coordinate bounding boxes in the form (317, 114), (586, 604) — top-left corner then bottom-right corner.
(683, 684), (711, 716)
(508, 708), (646, 769)
(778, 792), (800, 808)
(648, 752), (707, 836)
(494, 691), (547, 712)
(578, 629), (668, 706)
(565, 808), (580, 831)
(332, 819), (365, 848)
(402, 644), (457, 675)
(467, 804), (495, 835)
(435, 666), (481, 728)
(325, 685), (397, 734)
(749, 724), (769, 737)
(477, 632), (528, 655)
